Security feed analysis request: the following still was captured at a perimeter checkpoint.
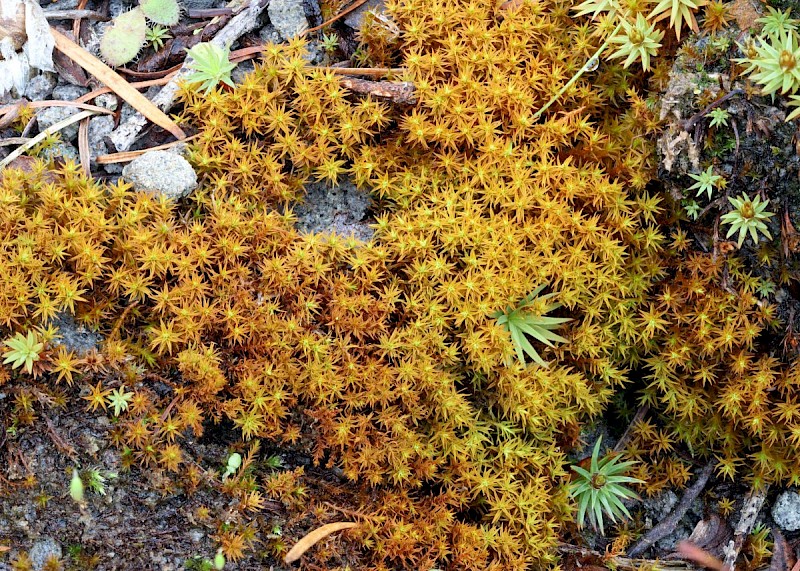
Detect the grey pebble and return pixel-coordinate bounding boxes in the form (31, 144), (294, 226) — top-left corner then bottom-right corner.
(122, 150), (198, 200)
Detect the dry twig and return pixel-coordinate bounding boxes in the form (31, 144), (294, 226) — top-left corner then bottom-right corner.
(284, 522), (358, 564)
(96, 134), (198, 164)
(721, 486), (768, 571)
(0, 109), (98, 168)
(558, 543), (694, 571)
(338, 77), (416, 104)
(628, 460), (716, 557)
(43, 9), (108, 20)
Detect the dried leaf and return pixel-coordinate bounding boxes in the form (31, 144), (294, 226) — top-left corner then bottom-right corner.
(0, 39), (29, 96)
(0, 0), (26, 50)
(24, 0), (54, 71)
(53, 46), (89, 86)
(685, 514), (732, 553)
(727, 0), (761, 32)
(50, 27), (186, 140)
(676, 541), (725, 571)
(0, 0), (53, 97)
(768, 529), (795, 571)
(284, 522), (358, 564)
(95, 134), (196, 164)
(77, 116), (90, 175)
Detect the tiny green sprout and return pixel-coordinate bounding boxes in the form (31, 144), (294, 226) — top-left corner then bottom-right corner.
(214, 549), (226, 570)
(707, 107), (730, 128)
(70, 468), (85, 503)
(35, 491), (53, 509)
(720, 193), (775, 247)
(106, 385), (134, 417)
(608, 14), (664, 71)
(683, 199), (701, 220)
(264, 454), (284, 469)
(687, 166), (725, 200)
(222, 452), (242, 479)
(757, 6), (798, 38)
(184, 42), (237, 94)
(493, 285), (571, 368)
(86, 469), (117, 496)
(2, 330), (43, 375)
(569, 436), (643, 535)
(756, 278), (776, 298)
(320, 32), (339, 53)
(146, 25), (172, 50)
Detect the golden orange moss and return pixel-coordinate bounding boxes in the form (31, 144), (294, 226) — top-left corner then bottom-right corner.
(4, 0), (789, 568)
(2, 0), (664, 566)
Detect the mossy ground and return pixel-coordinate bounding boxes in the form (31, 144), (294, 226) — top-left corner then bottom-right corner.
(5, 0), (800, 567)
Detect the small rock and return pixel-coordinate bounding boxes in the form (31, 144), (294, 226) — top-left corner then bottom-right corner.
(94, 93), (118, 111)
(36, 106), (80, 141)
(268, 0), (310, 39)
(232, 60), (256, 85)
(52, 84), (89, 101)
(88, 115), (114, 159)
(259, 25), (283, 45)
(773, 490), (800, 531)
(122, 150), (197, 200)
(293, 179), (373, 241)
(188, 529), (204, 543)
(38, 141), (79, 163)
(42, 0), (81, 11)
(52, 312), (101, 356)
(181, 0), (228, 10)
(29, 538), (62, 571)
(24, 73), (57, 101)
(343, 0), (383, 29)
(643, 490), (679, 521)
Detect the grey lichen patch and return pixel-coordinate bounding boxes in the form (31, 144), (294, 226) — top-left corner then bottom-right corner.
(772, 489), (800, 531)
(51, 312), (101, 356)
(293, 179), (374, 242)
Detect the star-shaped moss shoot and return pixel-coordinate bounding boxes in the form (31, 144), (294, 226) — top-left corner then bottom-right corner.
(720, 193), (774, 248)
(687, 166), (725, 200)
(736, 31), (800, 95)
(608, 15), (664, 71)
(2, 330), (43, 375)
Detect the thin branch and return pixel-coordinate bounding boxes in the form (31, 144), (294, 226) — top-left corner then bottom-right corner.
(301, 0), (373, 35)
(558, 543), (694, 571)
(680, 90), (743, 133)
(721, 486), (768, 571)
(0, 109), (99, 169)
(628, 460), (716, 558)
(95, 134), (198, 164)
(44, 9), (109, 20)
(338, 77), (416, 103)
